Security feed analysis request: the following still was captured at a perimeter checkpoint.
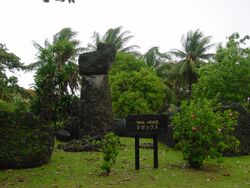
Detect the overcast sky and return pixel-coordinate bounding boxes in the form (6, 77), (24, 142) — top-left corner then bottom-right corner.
(1, 0), (250, 88)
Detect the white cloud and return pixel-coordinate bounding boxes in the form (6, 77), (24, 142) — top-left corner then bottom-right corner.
(1, 0), (250, 88)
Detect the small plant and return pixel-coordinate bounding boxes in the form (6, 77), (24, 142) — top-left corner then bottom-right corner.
(52, 120), (66, 132)
(101, 132), (120, 174)
(172, 98), (239, 168)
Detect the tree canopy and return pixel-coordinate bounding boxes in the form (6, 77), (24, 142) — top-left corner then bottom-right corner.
(192, 33), (250, 104)
(109, 52), (166, 118)
(30, 28), (82, 122)
(170, 29), (214, 98)
(85, 26), (140, 54)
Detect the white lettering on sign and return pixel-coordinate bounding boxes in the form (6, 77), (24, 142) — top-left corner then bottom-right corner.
(136, 120), (159, 131)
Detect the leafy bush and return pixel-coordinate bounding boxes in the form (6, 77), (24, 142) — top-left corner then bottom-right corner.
(172, 98), (239, 168)
(101, 132), (120, 173)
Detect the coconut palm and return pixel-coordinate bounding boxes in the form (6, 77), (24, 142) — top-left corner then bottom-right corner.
(143, 47), (170, 68)
(85, 26), (140, 54)
(170, 29), (214, 98)
(29, 28), (83, 121)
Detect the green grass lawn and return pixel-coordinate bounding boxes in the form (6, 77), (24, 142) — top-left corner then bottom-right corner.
(0, 137), (249, 188)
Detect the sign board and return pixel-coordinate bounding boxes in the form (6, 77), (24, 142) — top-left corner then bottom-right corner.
(126, 114), (168, 137)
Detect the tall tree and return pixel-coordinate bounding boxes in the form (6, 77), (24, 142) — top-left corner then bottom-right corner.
(0, 44), (25, 101)
(170, 29), (214, 98)
(143, 46), (170, 69)
(193, 33), (250, 104)
(30, 28), (82, 122)
(86, 26), (140, 54)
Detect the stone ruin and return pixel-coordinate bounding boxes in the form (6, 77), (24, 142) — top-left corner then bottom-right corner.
(57, 43), (116, 151)
(78, 43), (116, 137)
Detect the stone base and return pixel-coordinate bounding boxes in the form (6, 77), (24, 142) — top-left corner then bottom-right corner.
(80, 75), (113, 137)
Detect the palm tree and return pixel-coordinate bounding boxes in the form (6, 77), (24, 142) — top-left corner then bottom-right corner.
(29, 28), (83, 95)
(170, 29), (214, 98)
(29, 28), (83, 121)
(85, 26), (140, 54)
(143, 47), (170, 67)
(143, 46), (171, 75)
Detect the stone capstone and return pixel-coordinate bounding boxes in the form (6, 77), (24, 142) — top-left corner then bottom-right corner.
(79, 43), (116, 75)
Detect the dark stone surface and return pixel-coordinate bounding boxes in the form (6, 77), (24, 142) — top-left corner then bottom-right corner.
(113, 118), (126, 136)
(57, 137), (101, 152)
(78, 43), (116, 137)
(70, 98), (80, 117)
(159, 124), (175, 147)
(79, 43), (116, 75)
(57, 129), (72, 142)
(64, 116), (80, 139)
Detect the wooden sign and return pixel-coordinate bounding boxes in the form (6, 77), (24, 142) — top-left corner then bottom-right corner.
(125, 114), (168, 170)
(126, 114), (168, 137)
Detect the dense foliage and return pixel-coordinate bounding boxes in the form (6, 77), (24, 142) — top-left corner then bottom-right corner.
(172, 98), (239, 168)
(85, 26), (139, 54)
(30, 28), (82, 122)
(109, 52), (166, 118)
(193, 33), (250, 104)
(0, 44), (27, 100)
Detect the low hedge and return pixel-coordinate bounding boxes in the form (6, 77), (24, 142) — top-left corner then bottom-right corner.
(0, 111), (54, 169)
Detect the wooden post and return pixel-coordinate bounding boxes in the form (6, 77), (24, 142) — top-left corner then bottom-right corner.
(135, 136), (140, 170)
(153, 135), (158, 168)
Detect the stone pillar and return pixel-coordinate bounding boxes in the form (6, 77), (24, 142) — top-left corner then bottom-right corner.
(78, 43), (116, 137)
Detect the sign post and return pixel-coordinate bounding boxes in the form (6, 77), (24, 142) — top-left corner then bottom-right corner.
(126, 114), (168, 170)
(135, 136), (140, 170)
(153, 135), (158, 168)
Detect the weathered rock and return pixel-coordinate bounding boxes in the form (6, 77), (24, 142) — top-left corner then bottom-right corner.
(58, 138), (100, 152)
(64, 116), (80, 139)
(70, 98), (80, 117)
(79, 43), (116, 137)
(79, 43), (116, 75)
(57, 129), (72, 142)
(113, 118), (126, 136)
(158, 111), (176, 147)
(140, 143), (153, 149)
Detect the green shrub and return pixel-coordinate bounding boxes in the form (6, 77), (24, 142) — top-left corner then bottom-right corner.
(172, 98), (239, 168)
(101, 132), (120, 173)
